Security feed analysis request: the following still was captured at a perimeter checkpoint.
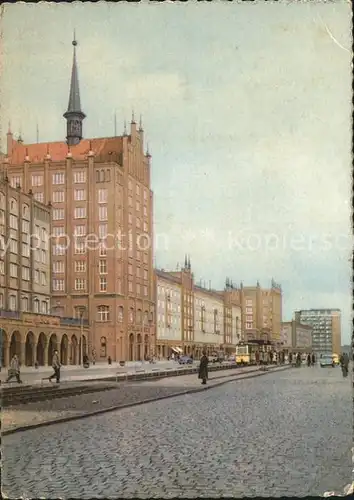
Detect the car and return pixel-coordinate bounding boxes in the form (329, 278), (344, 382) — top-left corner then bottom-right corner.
(178, 355), (193, 365)
(320, 355), (335, 368)
(208, 355), (218, 363)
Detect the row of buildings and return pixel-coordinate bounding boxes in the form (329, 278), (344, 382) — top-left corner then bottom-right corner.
(0, 38), (341, 367)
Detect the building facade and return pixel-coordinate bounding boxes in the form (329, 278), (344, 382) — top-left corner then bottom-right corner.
(231, 280), (282, 346)
(0, 174), (89, 367)
(194, 286), (224, 356)
(2, 39), (155, 362)
(281, 321), (312, 353)
(294, 309), (341, 356)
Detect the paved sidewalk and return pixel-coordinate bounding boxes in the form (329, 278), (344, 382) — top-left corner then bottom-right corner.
(2, 365), (289, 433)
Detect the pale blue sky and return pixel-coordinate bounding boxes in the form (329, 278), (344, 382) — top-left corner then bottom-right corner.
(2, 1), (352, 342)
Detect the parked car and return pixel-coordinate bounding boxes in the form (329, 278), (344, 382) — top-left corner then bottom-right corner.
(320, 355), (335, 368)
(208, 355), (218, 363)
(178, 355), (193, 365)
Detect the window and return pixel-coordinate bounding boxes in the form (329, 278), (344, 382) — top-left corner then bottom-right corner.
(9, 295), (17, 311)
(144, 310), (149, 324)
(75, 261), (86, 272)
(22, 204), (29, 219)
(128, 180), (132, 191)
(10, 176), (21, 188)
(143, 206), (148, 217)
(143, 221), (148, 232)
(40, 272), (47, 286)
(129, 308), (134, 323)
(74, 189), (86, 201)
(53, 226), (65, 236)
(246, 307), (252, 314)
(9, 214), (18, 229)
(53, 245), (66, 256)
(75, 279), (86, 291)
(246, 315), (253, 322)
(128, 281), (133, 293)
(128, 263), (133, 275)
(136, 283), (140, 296)
(9, 239), (18, 254)
(99, 260), (107, 274)
(246, 299), (253, 306)
(136, 266), (141, 278)
(34, 270), (40, 283)
(74, 171), (86, 183)
(41, 301), (48, 314)
(22, 267), (30, 280)
(99, 277), (107, 292)
(0, 292), (3, 308)
(53, 209), (64, 220)
(32, 175), (43, 187)
(97, 305), (110, 322)
(128, 196), (133, 207)
(99, 206), (108, 221)
(98, 189), (108, 204)
(53, 279), (64, 291)
(33, 298), (40, 313)
(52, 173), (65, 185)
(10, 263), (18, 278)
(136, 201), (140, 212)
(52, 191), (65, 203)
(144, 189), (148, 202)
(136, 218), (141, 229)
(74, 225), (86, 236)
(9, 198), (18, 213)
(53, 261), (65, 273)
(118, 306), (124, 322)
(74, 242), (86, 254)
(99, 242), (107, 256)
(128, 213), (133, 225)
(137, 309), (142, 323)
(21, 296), (29, 312)
(144, 269), (148, 280)
(33, 192), (44, 203)
(144, 285), (148, 297)
(22, 219), (29, 233)
(99, 224), (107, 238)
(74, 207), (86, 219)
(246, 322), (252, 329)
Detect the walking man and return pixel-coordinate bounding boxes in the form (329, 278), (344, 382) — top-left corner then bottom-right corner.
(6, 354), (22, 383)
(198, 349), (209, 385)
(49, 350), (61, 383)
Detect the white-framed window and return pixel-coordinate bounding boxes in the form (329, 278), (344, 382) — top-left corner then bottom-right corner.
(33, 192), (44, 203)
(97, 305), (110, 322)
(53, 226), (65, 236)
(99, 260), (107, 274)
(246, 322), (252, 329)
(33, 298), (40, 313)
(53, 245), (66, 256)
(10, 263), (18, 278)
(74, 242), (86, 254)
(246, 299), (253, 306)
(99, 276), (107, 292)
(246, 307), (252, 314)
(22, 266), (30, 280)
(10, 176), (22, 188)
(41, 301), (48, 314)
(144, 269), (148, 280)
(74, 189), (86, 201)
(99, 224), (107, 238)
(41, 249), (47, 264)
(75, 261), (86, 272)
(32, 174), (43, 187)
(34, 270), (40, 283)
(74, 207), (86, 219)
(9, 239), (17, 254)
(99, 242), (107, 256)
(144, 285), (148, 297)
(52, 173), (65, 185)
(136, 185), (140, 196)
(99, 206), (108, 221)
(74, 171), (86, 183)
(53, 279), (65, 291)
(128, 281), (133, 293)
(52, 191), (65, 203)
(40, 271), (47, 286)
(75, 278), (86, 291)
(74, 225), (86, 236)
(98, 189), (108, 204)
(53, 208), (64, 220)
(21, 296), (29, 312)
(53, 261), (65, 273)
(9, 294), (17, 311)
(22, 219), (30, 233)
(246, 315), (253, 322)
(9, 198), (18, 214)
(117, 306), (124, 322)
(9, 214), (18, 229)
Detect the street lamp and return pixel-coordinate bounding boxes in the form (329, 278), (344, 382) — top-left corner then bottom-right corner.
(77, 306), (86, 366)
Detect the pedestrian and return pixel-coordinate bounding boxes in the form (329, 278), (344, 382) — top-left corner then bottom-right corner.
(269, 351), (274, 365)
(289, 352), (293, 365)
(340, 352), (349, 377)
(92, 348), (96, 365)
(198, 349), (209, 385)
(255, 350), (260, 365)
(307, 353), (311, 367)
(296, 352), (301, 367)
(49, 350), (61, 383)
(311, 353), (315, 366)
(5, 354), (22, 383)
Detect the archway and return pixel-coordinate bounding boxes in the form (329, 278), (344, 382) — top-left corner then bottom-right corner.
(48, 334), (58, 366)
(25, 331), (35, 366)
(1, 328), (8, 367)
(36, 333), (46, 366)
(129, 333), (134, 361)
(144, 334), (149, 360)
(71, 335), (78, 365)
(60, 334), (69, 365)
(136, 334), (142, 361)
(9, 330), (21, 360)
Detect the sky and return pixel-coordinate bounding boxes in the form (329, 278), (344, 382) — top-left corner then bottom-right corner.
(2, 1), (352, 342)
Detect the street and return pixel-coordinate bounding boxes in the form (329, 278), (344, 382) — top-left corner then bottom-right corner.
(2, 365), (352, 498)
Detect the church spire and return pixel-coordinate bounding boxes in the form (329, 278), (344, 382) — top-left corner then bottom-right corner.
(63, 32), (86, 146)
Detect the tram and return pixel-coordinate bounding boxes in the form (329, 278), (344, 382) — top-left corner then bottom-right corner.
(235, 340), (274, 365)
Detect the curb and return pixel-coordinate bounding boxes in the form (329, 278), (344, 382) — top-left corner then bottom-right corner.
(2, 365), (291, 437)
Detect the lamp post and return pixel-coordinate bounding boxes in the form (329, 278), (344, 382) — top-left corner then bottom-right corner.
(78, 306), (86, 366)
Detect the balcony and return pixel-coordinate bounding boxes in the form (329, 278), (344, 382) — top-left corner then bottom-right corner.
(0, 309), (21, 320)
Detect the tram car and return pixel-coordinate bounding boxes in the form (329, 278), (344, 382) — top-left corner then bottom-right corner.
(235, 340), (273, 365)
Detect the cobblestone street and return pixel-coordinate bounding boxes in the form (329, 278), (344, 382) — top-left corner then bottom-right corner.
(3, 366), (352, 498)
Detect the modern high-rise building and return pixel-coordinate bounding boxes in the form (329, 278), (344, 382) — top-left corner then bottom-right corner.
(2, 38), (155, 362)
(294, 309), (341, 356)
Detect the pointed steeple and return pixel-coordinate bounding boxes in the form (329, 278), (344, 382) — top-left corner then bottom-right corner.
(63, 32), (86, 146)
(187, 255), (191, 270)
(184, 255), (188, 269)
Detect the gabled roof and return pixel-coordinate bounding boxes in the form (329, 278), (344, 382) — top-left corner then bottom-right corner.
(8, 136), (124, 165)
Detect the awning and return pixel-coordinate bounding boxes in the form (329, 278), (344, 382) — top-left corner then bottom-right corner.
(171, 346), (183, 354)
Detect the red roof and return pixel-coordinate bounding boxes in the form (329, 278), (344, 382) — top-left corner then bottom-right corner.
(9, 137), (124, 165)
